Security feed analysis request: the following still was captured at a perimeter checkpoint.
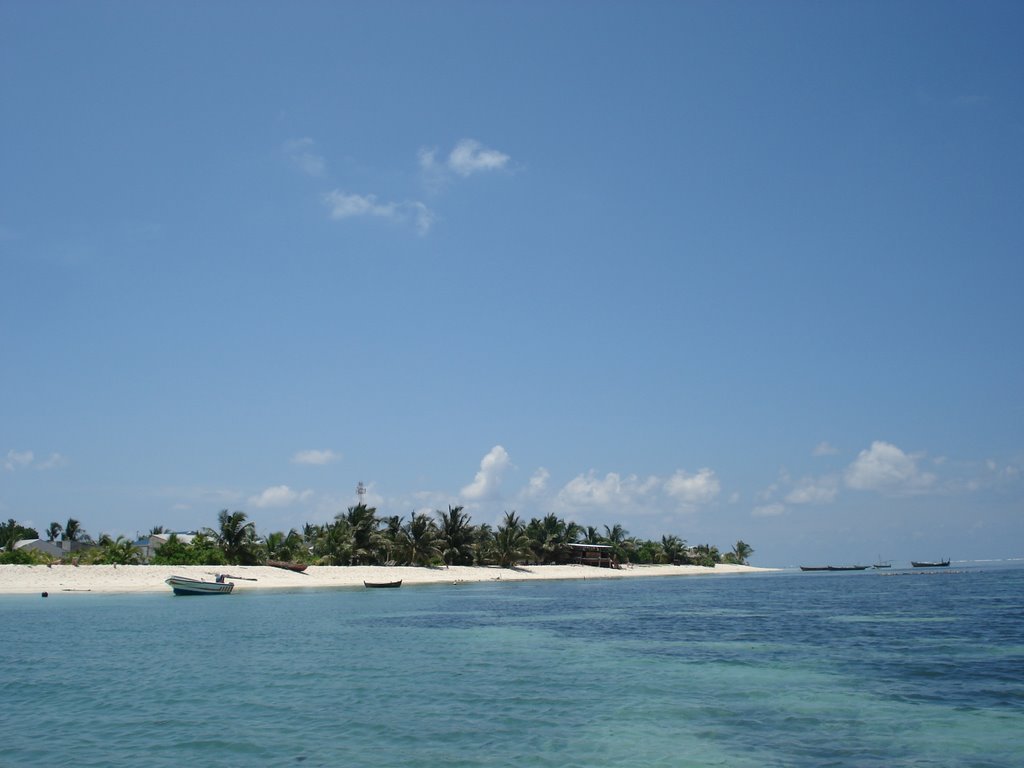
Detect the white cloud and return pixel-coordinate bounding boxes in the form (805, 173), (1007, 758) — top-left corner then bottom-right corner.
(324, 191), (398, 220)
(753, 503), (786, 517)
(4, 449), (34, 471)
(844, 441), (936, 494)
(556, 471), (659, 511)
(664, 468), (720, 506)
(292, 449), (341, 466)
(249, 485), (313, 508)
(420, 139), (510, 180)
(4, 449), (65, 471)
(785, 475), (839, 504)
(461, 446), (511, 501)
(35, 453), (67, 470)
(447, 139), (510, 176)
(524, 467), (550, 498)
(813, 441), (839, 456)
(284, 137), (326, 177)
(410, 201), (434, 236)
(418, 147), (439, 172)
(323, 190), (433, 235)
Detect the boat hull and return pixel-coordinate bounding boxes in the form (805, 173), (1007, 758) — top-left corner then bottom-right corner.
(800, 565), (869, 571)
(267, 560), (309, 572)
(165, 576), (235, 595)
(363, 580), (402, 589)
(911, 560), (950, 568)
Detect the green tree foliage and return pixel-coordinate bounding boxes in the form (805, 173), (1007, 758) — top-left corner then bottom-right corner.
(345, 504), (382, 565)
(602, 523), (632, 564)
(690, 543), (721, 567)
(0, 519), (39, 552)
(76, 504), (748, 571)
(151, 533), (227, 565)
(723, 540), (754, 565)
(437, 506), (475, 566)
(63, 518), (85, 542)
(525, 513), (582, 564)
(493, 512), (531, 567)
(93, 536), (142, 565)
(472, 523), (494, 565)
(264, 530), (306, 562)
(46, 522), (63, 542)
(208, 510), (260, 565)
(402, 512), (441, 566)
(0, 547), (52, 564)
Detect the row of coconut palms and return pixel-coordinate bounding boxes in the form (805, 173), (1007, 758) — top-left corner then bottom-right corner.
(1, 508), (753, 569)
(150, 505), (753, 569)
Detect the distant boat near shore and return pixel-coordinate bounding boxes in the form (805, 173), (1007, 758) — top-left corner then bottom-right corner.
(911, 559), (950, 568)
(364, 580), (402, 589)
(800, 565), (869, 572)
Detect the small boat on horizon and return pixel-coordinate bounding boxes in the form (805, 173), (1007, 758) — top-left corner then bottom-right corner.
(799, 565), (869, 572)
(165, 575), (235, 595)
(911, 559), (950, 568)
(363, 580), (402, 589)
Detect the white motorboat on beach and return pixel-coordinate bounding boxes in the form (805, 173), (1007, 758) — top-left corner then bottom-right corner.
(165, 575), (235, 595)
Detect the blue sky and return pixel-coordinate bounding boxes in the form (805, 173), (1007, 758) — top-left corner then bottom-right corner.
(2, 1), (1022, 566)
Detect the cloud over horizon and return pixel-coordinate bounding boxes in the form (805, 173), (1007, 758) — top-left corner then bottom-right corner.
(845, 441), (936, 494)
(249, 485), (314, 508)
(292, 449), (342, 466)
(461, 445), (511, 501)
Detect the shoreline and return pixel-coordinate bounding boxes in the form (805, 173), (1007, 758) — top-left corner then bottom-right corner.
(0, 562), (775, 596)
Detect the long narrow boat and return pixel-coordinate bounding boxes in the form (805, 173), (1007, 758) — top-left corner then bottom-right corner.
(363, 580), (402, 589)
(911, 559), (950, 568)
(800, 565), (869, 572)
(165, 575), (235, 595)
(267, 560), (309, 573)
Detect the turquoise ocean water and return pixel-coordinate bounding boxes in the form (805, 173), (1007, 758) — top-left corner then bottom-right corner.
(2, 564), (1022, 767)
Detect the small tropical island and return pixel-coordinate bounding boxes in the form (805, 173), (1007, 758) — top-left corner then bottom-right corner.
(0, 506), (764, 594)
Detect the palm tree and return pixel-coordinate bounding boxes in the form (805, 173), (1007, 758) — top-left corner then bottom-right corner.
(691, 543), (721, 567)
(472, 523), (494, 565)
(582, 526), (603, 545)
(63, 518), (83, 542)
(527, 513), (579, 564)
(209, 509), (259, 565)
(403, 512), (441, 566)
(602, 523), (630, 564)
(379, 515), (405, 564)
(726, 540), (754, 565)
(436, 506), (474, 566)
(493, 512), (531, 568)
(97, 536), (141, 565)
(47, 522), (63, 542)
(660, 535), (687, 564)
(344, 503), (382, 565)
(317, 517), (353, 565)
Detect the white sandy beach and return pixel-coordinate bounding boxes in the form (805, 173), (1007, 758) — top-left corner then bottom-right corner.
(0, 562), (773, 595)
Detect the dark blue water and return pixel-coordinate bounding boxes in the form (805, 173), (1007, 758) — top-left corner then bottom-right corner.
(2, 566), (1022, 766)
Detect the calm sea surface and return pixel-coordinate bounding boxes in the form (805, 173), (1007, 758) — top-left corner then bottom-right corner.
(2, 564), (1022, 767)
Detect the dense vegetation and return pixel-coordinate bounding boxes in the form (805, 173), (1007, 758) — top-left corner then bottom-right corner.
(0, 509), (753, 569)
